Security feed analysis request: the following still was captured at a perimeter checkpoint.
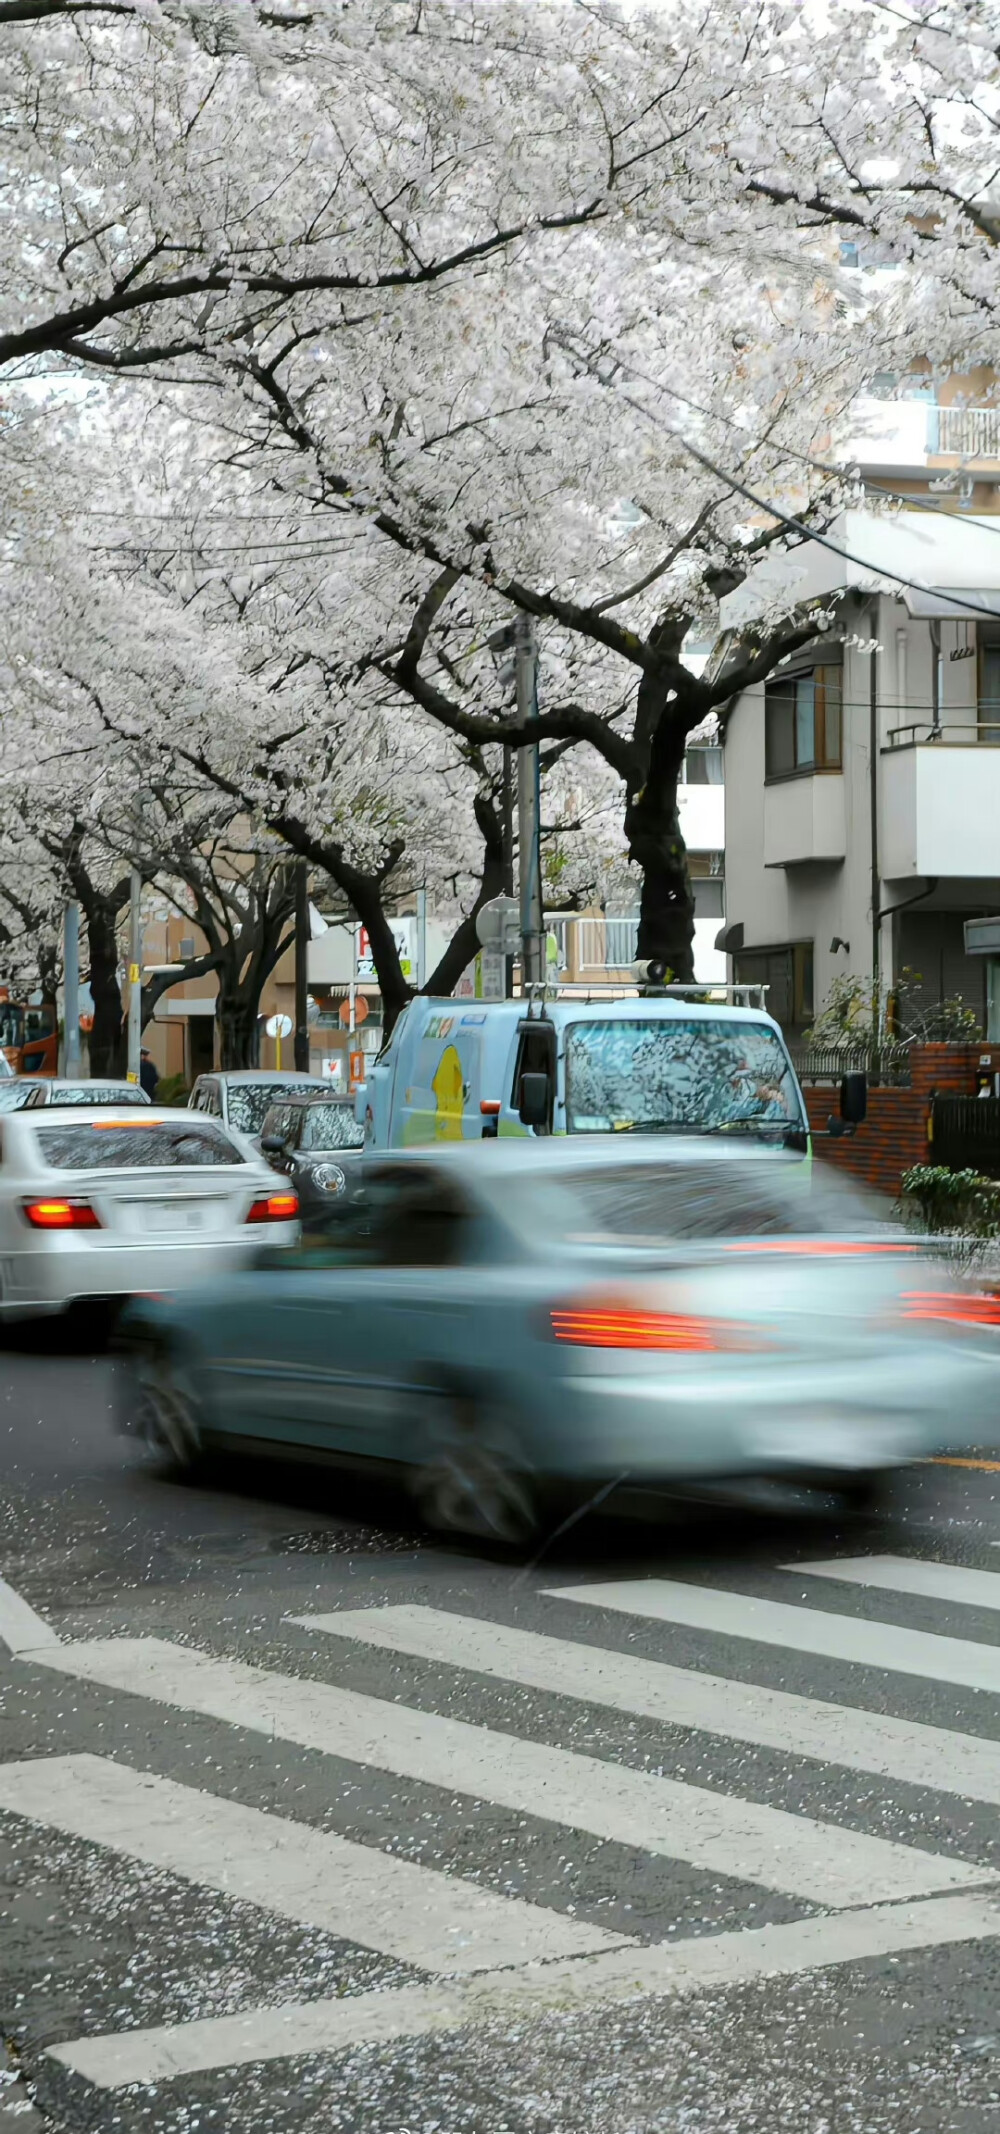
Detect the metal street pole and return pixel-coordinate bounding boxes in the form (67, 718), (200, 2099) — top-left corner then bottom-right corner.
(294, 859), (310, 1072)
(515, 612), (543, 988)
(63, 903), (81, 1080)
(416, 886), (427, 991)
(126, 867), (142, 1084)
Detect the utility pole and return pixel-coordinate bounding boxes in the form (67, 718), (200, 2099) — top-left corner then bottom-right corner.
(63, 904), (81, 1080)
(294, 859), (310, 1072)
(515, 612), (544, 988)
(126, 868), (142, 1083)
(416, 886), (427, 991)
(501, 744), (515, 998)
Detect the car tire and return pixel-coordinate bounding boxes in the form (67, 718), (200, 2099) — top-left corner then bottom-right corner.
(127, 1342), (205, 1476)
(411, 1384), (540, 1552)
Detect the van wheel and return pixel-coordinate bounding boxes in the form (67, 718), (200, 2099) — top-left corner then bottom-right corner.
(411, 1387), (539, 1551)
(129, 1343), (204, 1475)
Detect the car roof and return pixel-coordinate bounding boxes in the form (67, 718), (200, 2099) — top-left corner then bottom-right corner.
(17, 1106), (231, 1126)
(204, 1070), (327, 1085)
(46, 1079), (146, 1092)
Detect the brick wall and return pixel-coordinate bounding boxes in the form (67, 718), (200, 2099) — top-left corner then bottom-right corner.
(804, 1044), (1000, 1196)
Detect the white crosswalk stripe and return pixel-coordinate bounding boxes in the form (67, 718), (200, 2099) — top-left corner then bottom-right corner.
(3, 1549), (1000, 2098)
(35, 1635), (988, 1907)
(0, 1753), (620, 1974)
(546, 1576), (1000, 1692)
(782, 1552), (1000, 1612)
(48, 1892), (1000, 2092)
(296, 1603), (1000, 1806)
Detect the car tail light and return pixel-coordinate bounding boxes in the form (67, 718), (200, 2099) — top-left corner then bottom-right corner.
(22, 1198), (101, 1231)
(549, 1296), (767, 1353)
(246, 1190), (299, 1225)
(900, 1289), (1000, 1328)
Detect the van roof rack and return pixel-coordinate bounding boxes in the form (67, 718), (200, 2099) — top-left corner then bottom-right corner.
(520, 981), (770, 1011)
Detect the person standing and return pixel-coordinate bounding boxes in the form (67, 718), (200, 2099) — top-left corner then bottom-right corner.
(139, 1047), (160, 1099)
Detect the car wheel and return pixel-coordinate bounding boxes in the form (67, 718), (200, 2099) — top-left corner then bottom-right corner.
(411, 1386), (539, 1551)
(129, 1343), (205, 1475)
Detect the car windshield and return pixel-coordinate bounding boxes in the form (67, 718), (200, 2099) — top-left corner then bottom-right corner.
(46, 1086), (149, 1107)
(226, 1082), (322, 1134)
(502, 1158), (893, 1248)
(564, 1019), (803, 1134)
(299, 1103), (365, 1152)
(35, 1121), (245, 1170)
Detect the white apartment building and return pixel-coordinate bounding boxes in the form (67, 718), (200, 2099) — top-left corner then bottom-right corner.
(721, 503), (1000, 1035)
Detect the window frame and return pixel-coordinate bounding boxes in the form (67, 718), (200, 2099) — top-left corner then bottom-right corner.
(764, 666), (843, 782)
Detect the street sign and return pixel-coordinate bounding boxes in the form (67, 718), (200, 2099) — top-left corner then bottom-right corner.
(265, 1013), (293, 1038)
(476, 895), (520, 954)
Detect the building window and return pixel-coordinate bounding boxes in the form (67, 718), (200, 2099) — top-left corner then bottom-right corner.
(979, 625), (1000, 742)
(683, 744), (724, 785)
(692, 877), (725, 919)
(764, 668), (842, 780)
(733, 943), (814, 1031)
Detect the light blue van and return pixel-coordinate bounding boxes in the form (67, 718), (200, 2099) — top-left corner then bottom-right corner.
(357, 992), (820, 1152)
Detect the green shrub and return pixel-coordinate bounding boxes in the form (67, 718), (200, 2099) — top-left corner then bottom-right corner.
(154, 1071), (192, 1108)
(899, 1164), (1000, 1237)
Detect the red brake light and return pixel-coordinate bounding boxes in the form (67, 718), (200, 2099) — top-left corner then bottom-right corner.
(246, 1191), (299, 1225)
(900, 1289), (1000, 1327)
(549, 1296), (766, 1353)
(22, 1198), (100, 1231)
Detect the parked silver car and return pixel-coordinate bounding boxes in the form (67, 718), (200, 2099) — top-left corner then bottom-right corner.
(119, 1139), (1000, 1540)
(0, 1107), (299, 1318)
(0, 1077), (151, 1114)
(189, 1070), (330, 1142)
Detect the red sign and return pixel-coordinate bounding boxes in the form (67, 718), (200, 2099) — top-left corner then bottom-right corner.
(348, 1049), (365, 1088)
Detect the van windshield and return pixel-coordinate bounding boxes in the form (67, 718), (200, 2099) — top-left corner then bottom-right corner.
(564, 1019), (803, 1135)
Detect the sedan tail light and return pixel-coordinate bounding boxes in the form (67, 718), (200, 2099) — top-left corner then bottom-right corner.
(549, 1296), (767, 1353)
(22, 1198), (101, 1231)
(900, 1289), (1000, 1328)
(246, 1190), (299, 1225)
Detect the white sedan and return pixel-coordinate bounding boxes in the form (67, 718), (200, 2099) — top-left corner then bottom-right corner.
(0, 1107), (299, 1318)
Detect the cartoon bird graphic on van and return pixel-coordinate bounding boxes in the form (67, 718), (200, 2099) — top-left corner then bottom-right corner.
(432, 1043), (467, 1139)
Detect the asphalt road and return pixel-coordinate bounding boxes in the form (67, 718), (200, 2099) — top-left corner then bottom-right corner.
(2, 1328), (1000, 2134)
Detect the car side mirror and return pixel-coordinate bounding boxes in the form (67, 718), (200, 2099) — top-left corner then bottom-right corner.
(839, 1072), (867, 1126)
(519, 1071), (551, 1130)
(260, 1134), (287, 1155)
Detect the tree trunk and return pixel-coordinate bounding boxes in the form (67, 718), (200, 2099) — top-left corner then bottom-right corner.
(217, 994), (261, 1070)
(625, 677), (697, 985)
(626, 790), (697, 984)
(86, 903), (125, 1076)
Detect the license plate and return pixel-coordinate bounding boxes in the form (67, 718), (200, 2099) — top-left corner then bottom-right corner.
(140, 1204), (205, 1234)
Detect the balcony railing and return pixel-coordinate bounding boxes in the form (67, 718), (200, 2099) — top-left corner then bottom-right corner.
(886, 721), (1000, 748)
(576, 916), (639, 970)
(935, 406), (1000, 460)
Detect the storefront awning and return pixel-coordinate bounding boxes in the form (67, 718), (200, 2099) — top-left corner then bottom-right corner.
(902, 587), (1000, 620)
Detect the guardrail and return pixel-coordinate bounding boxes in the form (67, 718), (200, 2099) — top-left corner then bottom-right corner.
(885, 721), (1000, 749)
(791, 1045), (913, 1088)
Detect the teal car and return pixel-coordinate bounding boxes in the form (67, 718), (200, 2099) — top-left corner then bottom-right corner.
(117, 1141), (1000, 1545)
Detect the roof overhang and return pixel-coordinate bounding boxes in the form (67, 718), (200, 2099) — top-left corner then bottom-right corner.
(902, 588), (1000, 620)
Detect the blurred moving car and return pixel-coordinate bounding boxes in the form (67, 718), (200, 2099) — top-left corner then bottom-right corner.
(260, 1093), (365, 1229)
(189, 1070), (330, 1143)
(0, 1107), (299, 1318)
(118, 1140), (1000, 1540)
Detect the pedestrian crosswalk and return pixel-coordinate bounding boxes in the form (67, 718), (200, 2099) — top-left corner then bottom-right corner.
(2, 1549), (1000, 2106)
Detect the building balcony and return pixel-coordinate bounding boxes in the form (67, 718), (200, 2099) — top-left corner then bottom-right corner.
(763, 774), (846, 868)
(881, 727), (1000, 878)
(843, 397), (1000, 473)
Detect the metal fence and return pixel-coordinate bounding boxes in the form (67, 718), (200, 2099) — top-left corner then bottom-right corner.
(791, 1045), (913, 1088)
(576, 916), (638, 971)
(930, 1096), (1000, 1177)
(936, 406), (1000, 460)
